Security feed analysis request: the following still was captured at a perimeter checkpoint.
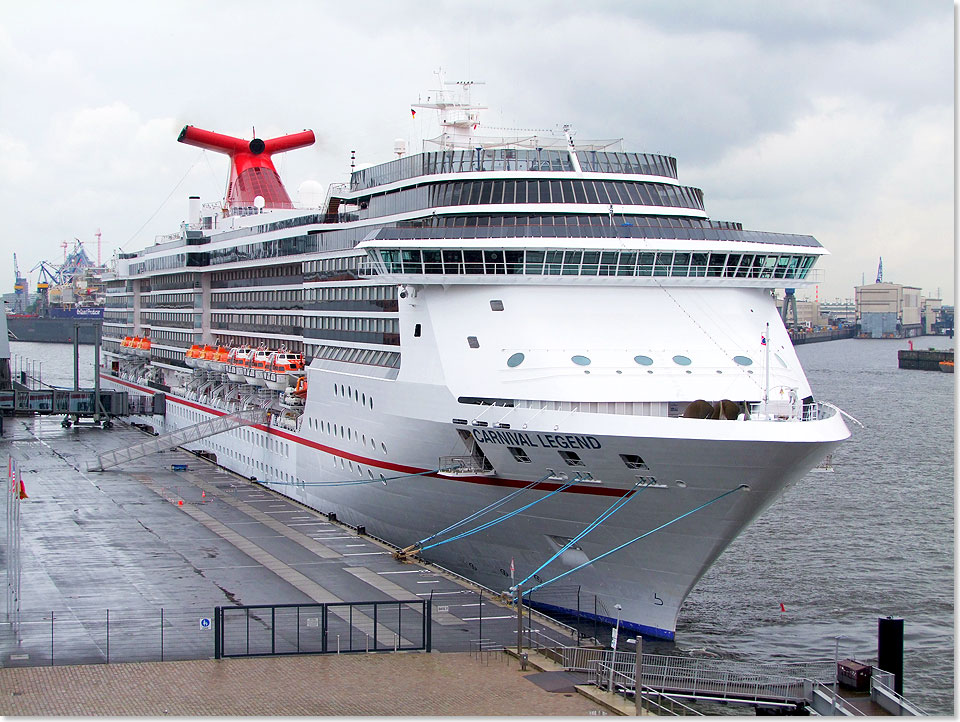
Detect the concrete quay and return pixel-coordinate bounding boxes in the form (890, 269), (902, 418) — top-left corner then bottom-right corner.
(0, 415), (604, 715)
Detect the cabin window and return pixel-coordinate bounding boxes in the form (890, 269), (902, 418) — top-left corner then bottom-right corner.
(467, 336), (480, 349)
(559, 450), (584, 467)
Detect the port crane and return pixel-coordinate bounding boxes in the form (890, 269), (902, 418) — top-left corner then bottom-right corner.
(12, 253), (28, 314)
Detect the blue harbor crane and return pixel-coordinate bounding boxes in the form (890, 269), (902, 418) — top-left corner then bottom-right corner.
(12, 253), (28, 314)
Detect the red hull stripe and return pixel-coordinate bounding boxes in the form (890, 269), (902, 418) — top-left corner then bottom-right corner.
(102, 374), (628, 497)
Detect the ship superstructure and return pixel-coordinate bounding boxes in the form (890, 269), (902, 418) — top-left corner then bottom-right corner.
(101, 81), (848, 639)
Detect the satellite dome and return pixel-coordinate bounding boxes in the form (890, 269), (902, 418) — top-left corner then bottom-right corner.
(298, 180), (325, 208)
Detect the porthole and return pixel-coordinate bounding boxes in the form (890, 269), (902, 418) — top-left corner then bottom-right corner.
(634, 355), (653, 366)
(571, 355), (591, 366)
(672, 355), (692, 366)
(733, 355), (753, 366)
(507, 352), (525, 368)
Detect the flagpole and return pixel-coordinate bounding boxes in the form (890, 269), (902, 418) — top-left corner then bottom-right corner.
(763, 322), (770, 417)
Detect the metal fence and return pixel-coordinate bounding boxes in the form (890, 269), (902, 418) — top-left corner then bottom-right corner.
(1, 607), (220, 666)
(215, 601), (431, 658)
(1, 601), (431, 667)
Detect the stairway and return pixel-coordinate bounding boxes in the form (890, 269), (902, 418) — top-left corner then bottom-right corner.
(88, 409), (268, 471)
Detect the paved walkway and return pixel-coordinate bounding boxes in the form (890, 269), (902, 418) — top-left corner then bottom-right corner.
(0, 652), (605, 716)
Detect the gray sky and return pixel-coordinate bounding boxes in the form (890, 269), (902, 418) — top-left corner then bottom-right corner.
(1, 0), (953, 303)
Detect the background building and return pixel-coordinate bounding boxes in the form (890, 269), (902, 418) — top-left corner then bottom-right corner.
(855, 282), (922, 338)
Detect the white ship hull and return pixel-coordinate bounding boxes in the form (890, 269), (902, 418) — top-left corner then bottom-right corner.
(105, 345), (846, 639)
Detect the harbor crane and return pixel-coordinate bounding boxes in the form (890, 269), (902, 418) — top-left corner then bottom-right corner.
(12, 253), (28, 314)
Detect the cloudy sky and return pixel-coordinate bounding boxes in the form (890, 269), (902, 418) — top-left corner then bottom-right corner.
(0, 0), (953, 302)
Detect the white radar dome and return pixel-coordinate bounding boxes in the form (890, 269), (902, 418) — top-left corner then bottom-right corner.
(394, 138), (407, 157)
(253, 195), (266, 210)
(298, 180), (325, 208)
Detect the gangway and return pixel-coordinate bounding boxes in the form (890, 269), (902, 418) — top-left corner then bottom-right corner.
(87, 409), (268, 471)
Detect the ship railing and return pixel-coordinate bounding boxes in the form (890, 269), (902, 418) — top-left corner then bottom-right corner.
(746, 399), (835, 422)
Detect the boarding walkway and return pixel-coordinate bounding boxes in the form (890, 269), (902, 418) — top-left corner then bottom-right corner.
(86, 409), (267, 471)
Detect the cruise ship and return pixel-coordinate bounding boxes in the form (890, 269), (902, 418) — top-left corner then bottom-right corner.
(101, 81), (849, 640)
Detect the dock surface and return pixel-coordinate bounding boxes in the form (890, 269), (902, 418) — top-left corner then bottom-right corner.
(1, 417), (583, 675)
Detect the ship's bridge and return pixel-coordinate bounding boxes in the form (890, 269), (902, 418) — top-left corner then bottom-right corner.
(357, 226), (826, 288)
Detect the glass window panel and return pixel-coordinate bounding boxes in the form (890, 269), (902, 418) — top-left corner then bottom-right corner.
(401, 249), (422, 274)
(479, 181), (493, 204)
(572, 181), (587, 204)
(525, 249), (545, 274)
(463, 250), (484, 274)
(603, 181), (621, 205)
(599, 251), (618, 276)
(515, 181), (528, 203)
(422, 249), (443, 274)
(490, 181), (504, 204)
(502, 180), (515, 204)
(637, 252), (655, 276)
(708, 253), (726, 277)
(583, 180), (600, 204)
(558, 180), (572, 204)
(538, 180), (552, 203)
(467, 181), (482, 205)
(671, 252), (690, 277)
(632, 184), (651, 205)
(544, 250), (563, 275)
(581, 250), (600, 275)
(562, 250), (582, 275)
(484, 250), (506, 274)
(505, 250), (524, 274)
(654, 252), (672, 276)
(617, 251), (637, 276)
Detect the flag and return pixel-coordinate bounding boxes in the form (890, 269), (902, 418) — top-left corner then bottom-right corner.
(410, 108), (416, 118)
(779, 602), (786, 612)
(761, 334), (767, 346)
(19, 479), (28, 499)
(510, 557), (515, 582)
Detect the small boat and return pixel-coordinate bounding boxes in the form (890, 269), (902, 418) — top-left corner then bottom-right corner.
(939, 360), (954, 373)
(225, 346), (253, 382)
(184, 344), (203, 368)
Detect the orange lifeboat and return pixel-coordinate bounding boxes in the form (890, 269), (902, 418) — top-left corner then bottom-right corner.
(212, 346), (230, 365)
(251, 348), (272, 371)
(137, 337), (151, 351)
(121, 336), (133, 348)
(184, 344), (203, 368)
(270, 352), (305, 373)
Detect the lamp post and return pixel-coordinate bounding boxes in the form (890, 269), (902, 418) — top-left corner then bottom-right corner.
(608, 604), (622, 693)
(833, 634), (847, 715)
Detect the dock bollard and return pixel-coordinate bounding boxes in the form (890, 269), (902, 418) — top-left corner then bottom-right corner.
(520, 652), (528, 671)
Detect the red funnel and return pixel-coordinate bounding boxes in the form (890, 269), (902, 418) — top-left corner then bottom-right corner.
(178, 125), (315, 209)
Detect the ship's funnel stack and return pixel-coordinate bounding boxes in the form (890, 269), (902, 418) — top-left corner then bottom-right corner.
(178, 125), (315, 210)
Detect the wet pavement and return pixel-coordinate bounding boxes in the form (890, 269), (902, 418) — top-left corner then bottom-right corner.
(1, 415), (577, 668)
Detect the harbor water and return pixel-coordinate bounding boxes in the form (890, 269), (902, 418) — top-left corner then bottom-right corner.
(676, 336), (955, 715)
(8, 336), (956, 713)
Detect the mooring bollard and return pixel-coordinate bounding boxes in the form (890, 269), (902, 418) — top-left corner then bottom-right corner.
(520, 652), (528, 671)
